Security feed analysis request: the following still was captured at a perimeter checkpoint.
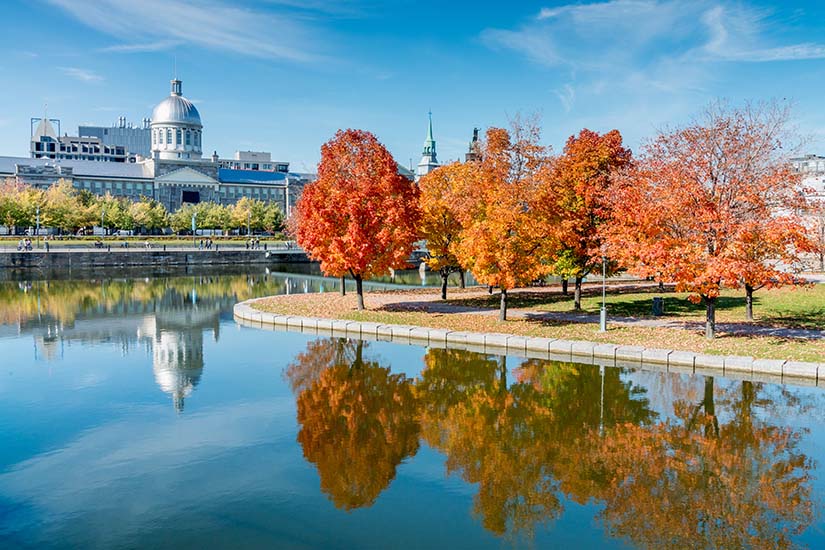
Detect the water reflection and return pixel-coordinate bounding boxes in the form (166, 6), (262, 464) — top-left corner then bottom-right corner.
(286, 339), (420, 510)
(0, 267), (444, 412)
(286, 339), (817, 548)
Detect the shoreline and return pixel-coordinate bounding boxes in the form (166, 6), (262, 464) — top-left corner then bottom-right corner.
(234, 297), (823, 386)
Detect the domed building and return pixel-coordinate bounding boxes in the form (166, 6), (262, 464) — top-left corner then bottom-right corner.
(150, 79), (203, 160)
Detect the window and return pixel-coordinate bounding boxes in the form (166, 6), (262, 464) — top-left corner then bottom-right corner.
(166, 129), (172, 144)
(195, 131), (200, 147)
(185, 130), (191, 146)
(176, 129), (182, 145)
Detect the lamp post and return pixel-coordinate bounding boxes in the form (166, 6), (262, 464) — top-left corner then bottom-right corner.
(36, 205), (40, 249)
(101, 208), (105, 237)
(600, 255), (607, 332)
(191, 212), (197, 248)
(247, 211), (251, 237)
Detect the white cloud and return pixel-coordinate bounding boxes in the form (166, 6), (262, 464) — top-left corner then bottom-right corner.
(485, 1), (825, 71)
(554, 84), (576, 112)
(48, 0), (328, 63)
(99, 40), (184, 54)
(59, 67), (104, 82)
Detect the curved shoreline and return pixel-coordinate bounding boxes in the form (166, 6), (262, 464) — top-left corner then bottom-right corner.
(234, 298), (823, 387)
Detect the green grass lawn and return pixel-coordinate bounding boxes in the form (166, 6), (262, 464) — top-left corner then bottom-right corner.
(450, 284), (825, 329)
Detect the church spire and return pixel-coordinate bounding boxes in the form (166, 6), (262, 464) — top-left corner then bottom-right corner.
(416, 111), (439, 181)
(422, 110), (436, 161)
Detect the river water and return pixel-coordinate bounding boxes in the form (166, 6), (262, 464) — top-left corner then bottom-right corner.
(0, 266), (823, 549)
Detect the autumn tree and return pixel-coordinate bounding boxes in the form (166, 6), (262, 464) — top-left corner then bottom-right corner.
(292, 129), (421, 309)
(286, 338), (420, 510)
(453, 120), (552, 320)
(543, 129), (631, 310)
(606, 101), (807, 338)
(418, 162), (474, 300)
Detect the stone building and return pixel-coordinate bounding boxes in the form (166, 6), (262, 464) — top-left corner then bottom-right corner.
(2, 78), (310, 215)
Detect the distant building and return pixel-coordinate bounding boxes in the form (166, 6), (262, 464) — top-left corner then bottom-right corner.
(791, 154), (825, 199)
(4, 78), (310, 214)
(415, 112), (439, 181)
(218, 151), (289, 173)
(31, 117), (135, 163)
(79, 117), (152, 158)
(465, 128), (480, 162)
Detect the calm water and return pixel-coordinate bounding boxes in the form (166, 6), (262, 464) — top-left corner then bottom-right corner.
(0, 267), (823, 549)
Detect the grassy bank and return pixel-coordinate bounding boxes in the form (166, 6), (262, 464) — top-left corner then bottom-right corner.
(252, 285), (825, 363)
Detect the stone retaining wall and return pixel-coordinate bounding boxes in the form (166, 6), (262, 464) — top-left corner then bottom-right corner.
(234, 299), (824, 388)
(0, 250), (310, 269)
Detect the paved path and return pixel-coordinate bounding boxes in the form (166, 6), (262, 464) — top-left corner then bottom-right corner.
(374, 288), (825, 340)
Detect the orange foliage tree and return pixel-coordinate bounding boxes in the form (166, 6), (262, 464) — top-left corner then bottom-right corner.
(453, 120), (553, 320)
(605, 102), (807, 337)
(543, 129), (631, 310)
(418, 162), (476, 300)
(291, 129), (420, 309)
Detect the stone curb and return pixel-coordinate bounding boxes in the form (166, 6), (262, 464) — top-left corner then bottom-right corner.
(234, 300), (823, 386)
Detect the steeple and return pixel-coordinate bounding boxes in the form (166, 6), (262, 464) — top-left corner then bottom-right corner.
(416, 111), (439, 181)
(422, 111), (437, 161)
(171, 78), (182, 96)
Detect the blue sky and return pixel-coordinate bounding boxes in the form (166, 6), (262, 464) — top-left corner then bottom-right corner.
(2, 0), (825, 170)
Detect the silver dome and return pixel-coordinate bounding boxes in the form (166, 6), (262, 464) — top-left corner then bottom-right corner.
(151, 79), (202, 126)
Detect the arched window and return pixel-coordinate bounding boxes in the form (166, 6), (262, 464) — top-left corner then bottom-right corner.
(185, 130), (191, 146)
(176, 129), (182, 145)
(152, 130), (156, 145)
(194, 131), (200, 147)
(166, 128), (172, 145)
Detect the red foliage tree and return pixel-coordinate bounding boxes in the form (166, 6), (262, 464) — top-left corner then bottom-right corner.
(606, 102), (808, 337)
(292, 129), (420, 309)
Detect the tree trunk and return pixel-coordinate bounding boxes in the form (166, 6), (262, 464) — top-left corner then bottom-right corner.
(355, 274), (364, 310)
(745, 284), (754, 321)
(658, 280), (665, 292)
(573, 277), (583, 310)
(703, 376), (719, 438)
(440, 270), (448, 300)
(459, 269), (466, 289)
(488, 285), (493, 294)
(562, 278), (569, 295)
(340, 276), (346, 296)
(499, 288), (507, 321)
(819, 252), (824, 272)
(705, 296), (716, 339)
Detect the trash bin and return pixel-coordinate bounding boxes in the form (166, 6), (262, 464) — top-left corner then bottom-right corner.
(652, 297), (665, 316)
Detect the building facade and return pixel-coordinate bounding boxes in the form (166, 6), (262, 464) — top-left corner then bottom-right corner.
(79, 117), (152, 158)
(3, 78), (309, 215)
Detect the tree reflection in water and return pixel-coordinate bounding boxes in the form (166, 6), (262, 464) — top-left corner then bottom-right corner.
(285, 338), (420, 510)
(287, 340), (816, 547)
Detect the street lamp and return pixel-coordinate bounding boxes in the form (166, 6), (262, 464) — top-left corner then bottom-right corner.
(191, 212), (197, 247)
(36, 205), (40, 249)
(247, 211), (251, 237)
(600, 254), (607, 332)
(101, 208), (105, 237)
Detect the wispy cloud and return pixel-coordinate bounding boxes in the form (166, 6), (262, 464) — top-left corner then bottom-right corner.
(554, 84), (576, 112)
(59, 67), (104, 82)
(484, 1), (825, 70)
(99, 40), (184, 54)
(48, 0), (330, 63)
